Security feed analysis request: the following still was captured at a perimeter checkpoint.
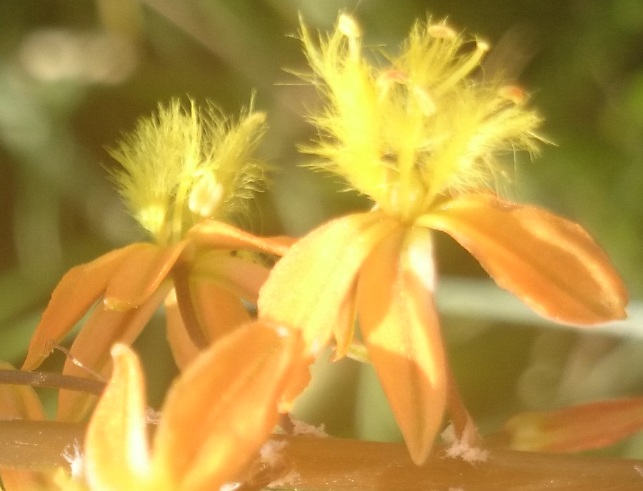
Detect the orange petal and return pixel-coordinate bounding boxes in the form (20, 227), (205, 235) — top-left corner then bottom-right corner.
(191, 252), (271, 303)
(164, 290), (195, 369)
(259, 211), (399, 353)
(104, 241), (188, 311)
(420, 194), (628, 325)
(166, 281), (252, 370)
(191, 280), (252, 341)
(357, 227), (447, 465)
(57, 283), (171, 422)
(188, 220), (294, 257)
(22, 244), (144, 371)
(84, 344), (152, 490)
(504, 397), (643, 452)
(152, 321), (309, 491)
(1, 471), (55, 491)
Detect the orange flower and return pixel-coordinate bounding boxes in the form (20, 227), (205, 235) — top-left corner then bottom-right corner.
(22, 99), (292, 421)
(258, 15), (628, 464)
(53, 323), (309, 490)
(503, 397), (643, 453)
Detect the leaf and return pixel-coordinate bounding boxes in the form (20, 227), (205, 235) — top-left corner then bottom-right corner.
(357, 227), (447, 465)
(420, 194), (628, 325)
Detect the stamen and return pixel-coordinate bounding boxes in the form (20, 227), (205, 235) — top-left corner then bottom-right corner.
(428, 24), (457, 40)
(413, 86), (436, 116)
(499, 85), (527, 105)
(435, 37), (490, 95)
(338, 13), (362, 39)
(189, 171), (224, 218)
(338, 13), (362, 60)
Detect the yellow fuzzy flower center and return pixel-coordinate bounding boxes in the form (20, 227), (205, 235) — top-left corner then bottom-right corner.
(109, 99), (267, 245)
(300, 14), (542, 222)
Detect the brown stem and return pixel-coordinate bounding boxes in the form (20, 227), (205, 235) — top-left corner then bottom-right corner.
(1, 423), (642, 489)
(0, 369), (105, 395)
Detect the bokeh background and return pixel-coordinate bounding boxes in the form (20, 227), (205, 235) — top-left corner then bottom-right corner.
(2, 0), (643, 457)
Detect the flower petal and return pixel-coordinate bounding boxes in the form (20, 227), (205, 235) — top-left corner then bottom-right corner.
(420, 194), (628, 325)
(164, 290), (194, 369)
(56, 283), (171, 422)
(104, 241), (188, 311)
(152, 321), (309, 491)
(191, 252), (271, 303)
(166, 281), (252, 370)
(191, 280), (252, 340)
(357, 227), (447, 465)
(503, 397), (643, 452)
(259, 211), (399, 353)
(84, 344), (153, 490)
(22, 244), (144, 371)
(188, 220), (295, 257)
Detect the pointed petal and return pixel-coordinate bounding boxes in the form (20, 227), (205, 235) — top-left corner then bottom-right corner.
(84, 344), (152, 490)
(357, 227), (447, 465)
(166, 281), (252, 370)
(330, 284), (358, 360)
(191, 280), (252, 341)
(259, 211), (399, 353)
(164, 290), (195, 369)
(22, 244), (144, 370)
(56, 283), (171, 422)
(191, 252), (271, 303)
(104, 241), (188, 311)
(188, 220), (294, 256)
(504, 397), (643, 453)
(152, 321), (309, 491)
(420, 194), (628, 325)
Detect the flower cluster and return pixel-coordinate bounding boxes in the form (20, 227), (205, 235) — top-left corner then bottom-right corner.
(0, 12), (629, 490)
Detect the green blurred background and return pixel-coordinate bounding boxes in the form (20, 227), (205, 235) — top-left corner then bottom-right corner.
(1, 0), (643, 457)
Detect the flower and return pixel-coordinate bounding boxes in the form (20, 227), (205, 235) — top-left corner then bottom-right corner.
(502, 396), (643, 453)
(57, 323), (309, 490)
(22, 99), (292, 421)
(258, 14), (628, 464)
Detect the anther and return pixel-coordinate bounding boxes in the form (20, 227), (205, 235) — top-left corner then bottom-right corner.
(189, 171), (224, 218)
(428, 24), (457, 40)
(499, 85), (527, 104)
(338, 13), (362, 39)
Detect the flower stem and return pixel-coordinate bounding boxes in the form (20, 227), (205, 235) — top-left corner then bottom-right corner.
(0, 369), (105, 395)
